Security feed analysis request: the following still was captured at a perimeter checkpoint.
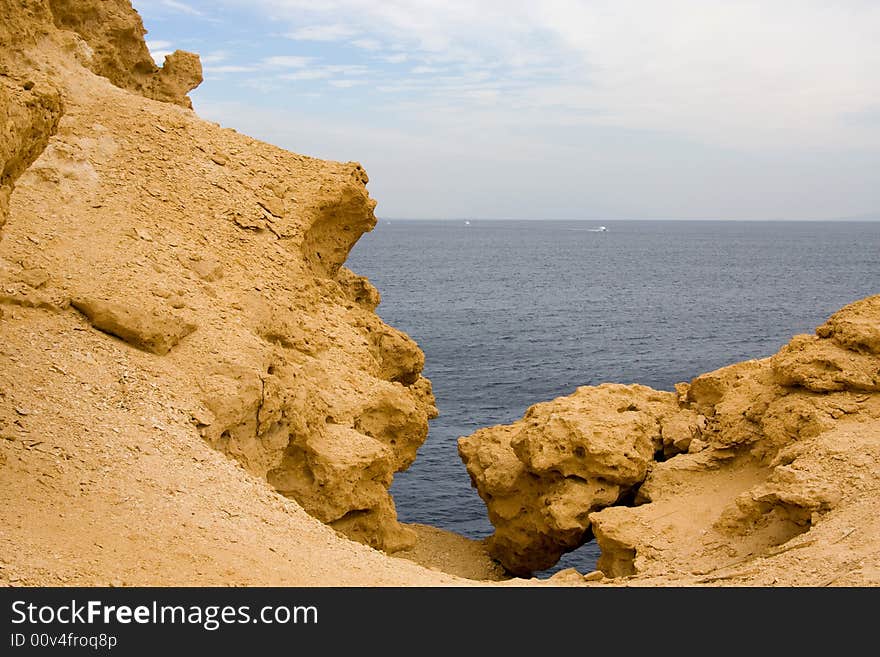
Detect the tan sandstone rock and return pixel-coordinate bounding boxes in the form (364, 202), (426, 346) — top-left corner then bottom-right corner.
(1, 0), (435, 557)
(0, 74), (63, 231)
(462, 296), (880, 581)
(71, 296), (197, 355)
(459, 383), (701, 574)
(45, 0), (201, 108)
(2, 0), (878, 589)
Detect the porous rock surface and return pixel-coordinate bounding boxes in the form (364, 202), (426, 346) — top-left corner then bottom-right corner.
(461, 297), (880, 583)
(2, 0), (877, 588)
(1, 0), (434, 557)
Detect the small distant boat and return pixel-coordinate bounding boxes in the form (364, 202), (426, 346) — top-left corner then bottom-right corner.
(464, 220), (471, 226)
(587, 225), (607, 232)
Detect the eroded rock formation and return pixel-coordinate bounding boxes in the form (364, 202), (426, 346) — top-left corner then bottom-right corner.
(1, 0), (433, 553)
(2, 0), (877, 587)
(461, 296), (880, 579)
(459, 384), (701, 574)
(0, 75), (63, 232)
(46, 0), (202, 108)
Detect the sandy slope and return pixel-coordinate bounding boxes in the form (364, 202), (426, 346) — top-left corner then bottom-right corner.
(0, 311), (460, 586)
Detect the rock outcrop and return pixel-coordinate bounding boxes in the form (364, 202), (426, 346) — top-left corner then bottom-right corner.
(461, 296), (880, 580)
(0, 74), (63, 232)
(71, 296), (197, 355)
(1, 0), (433, 554)
(459, 384), (701, 574)
(2, 0), (877, 588)
(46, 0), (202, 107)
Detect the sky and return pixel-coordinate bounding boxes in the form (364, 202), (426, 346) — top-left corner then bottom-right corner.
(133, 0), (880, 220)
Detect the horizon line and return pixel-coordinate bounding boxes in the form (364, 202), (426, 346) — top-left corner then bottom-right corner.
(376, 216), (880, 222)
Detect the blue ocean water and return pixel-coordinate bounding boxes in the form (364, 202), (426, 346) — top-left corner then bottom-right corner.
(346, 220), (880, 575)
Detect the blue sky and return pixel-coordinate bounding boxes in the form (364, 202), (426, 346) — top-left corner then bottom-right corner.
(133, 0), (880, 220)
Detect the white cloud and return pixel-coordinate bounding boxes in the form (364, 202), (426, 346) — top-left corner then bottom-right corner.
(262, 55), (312, 68)
(411, 65), (443, 75)
(208, 65), (257, 74)
(327, 79), (366, 88)
(280, 69), (331, 81)
(520, 0), (880, 149)
(160, 0), (203, 16)
(378, 53), (408, 64)
(324, 64), (368, 75)
(223, 0), (880, 151)
(199, 51), (230, 65)
(279, 65), (367, 80)
(459, 89), (499, 104)
(236, 76), (295, 93)
(351, 38), (382, 51)
(145, 39), (172, 52)
(186, 1), (880, 218)
(285, 24), (357, 41)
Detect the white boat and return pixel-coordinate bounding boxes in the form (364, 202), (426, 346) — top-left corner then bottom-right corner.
(587, 225), (607, 232)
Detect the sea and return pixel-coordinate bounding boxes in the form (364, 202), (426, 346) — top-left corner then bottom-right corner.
(345, 219), (880, 576)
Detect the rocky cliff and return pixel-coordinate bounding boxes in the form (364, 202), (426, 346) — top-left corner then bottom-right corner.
(0, 0), (436, 563)
(2, 0), (876, 588)
(460, 296), (880, 583)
